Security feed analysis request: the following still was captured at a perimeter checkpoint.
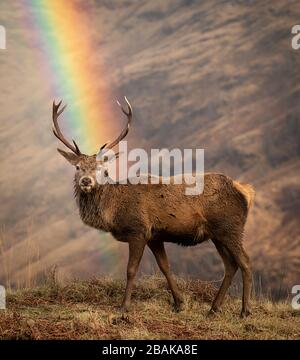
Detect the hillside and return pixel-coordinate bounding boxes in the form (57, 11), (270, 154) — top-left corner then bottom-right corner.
(0, 275), (299, 340)
(0, 0), (299, 294)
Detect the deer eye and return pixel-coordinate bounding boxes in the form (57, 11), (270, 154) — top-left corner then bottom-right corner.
(76, 165), (80, 170)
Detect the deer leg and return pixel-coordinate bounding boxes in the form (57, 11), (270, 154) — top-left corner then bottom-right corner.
(121, 239), (145, 312)
(209, 240), (238, 315)
(224, 242), (252, 318)
(148, 241), (184, 311)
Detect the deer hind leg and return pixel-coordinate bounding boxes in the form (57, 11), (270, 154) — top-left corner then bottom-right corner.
(224, 240), (252, 318)
(148, 241), (184, 311)
(121, 239), (146, 312)
(209, 240), (238, 315)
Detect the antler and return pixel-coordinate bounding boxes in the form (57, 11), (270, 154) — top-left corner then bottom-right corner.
(52, 100), (81, 155)
(105, 96), (132, 150)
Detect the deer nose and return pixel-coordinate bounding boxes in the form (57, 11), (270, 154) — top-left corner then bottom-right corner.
(80, 177), (92, 186)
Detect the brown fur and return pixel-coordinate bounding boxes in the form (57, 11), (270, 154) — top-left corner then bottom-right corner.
(58, 148), (254, 317)
(233, 181), (255, 209)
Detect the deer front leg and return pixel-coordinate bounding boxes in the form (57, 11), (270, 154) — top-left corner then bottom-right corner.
(121, 239), (146, 312)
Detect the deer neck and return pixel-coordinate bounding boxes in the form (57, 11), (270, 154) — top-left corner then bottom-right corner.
(74, 182), (111, 230)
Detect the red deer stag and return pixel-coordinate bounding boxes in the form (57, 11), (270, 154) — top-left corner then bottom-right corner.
(52, 98), (255, 317)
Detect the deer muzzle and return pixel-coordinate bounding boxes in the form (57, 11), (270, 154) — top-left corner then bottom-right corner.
(79, 176), (95, 193)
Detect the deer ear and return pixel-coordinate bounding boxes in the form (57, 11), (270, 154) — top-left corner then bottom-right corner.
(57, 148), (79, 165)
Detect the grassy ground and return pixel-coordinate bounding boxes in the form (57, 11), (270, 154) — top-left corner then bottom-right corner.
(0, 275), (299, 340)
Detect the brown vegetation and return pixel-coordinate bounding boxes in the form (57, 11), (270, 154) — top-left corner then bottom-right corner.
(0, 275), (299, 340)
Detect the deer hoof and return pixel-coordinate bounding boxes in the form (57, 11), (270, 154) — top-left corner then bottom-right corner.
(120, 305), (129, 314)
(173, 299), (185, 312)
(118, 306), (131, 322)
(207, 308), (219, 318)
(240, 309), (251, 318)
(120, 303), (130, 314)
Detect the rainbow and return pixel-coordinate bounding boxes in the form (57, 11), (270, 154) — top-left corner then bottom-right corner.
(27, 0), (118, 153)
(22, 1), (125, 273)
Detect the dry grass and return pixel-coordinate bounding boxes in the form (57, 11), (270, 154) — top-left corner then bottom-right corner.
(0, 275), (299, 340)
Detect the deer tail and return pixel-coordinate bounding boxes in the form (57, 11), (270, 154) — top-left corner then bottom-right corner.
(233, 181), (255, 209)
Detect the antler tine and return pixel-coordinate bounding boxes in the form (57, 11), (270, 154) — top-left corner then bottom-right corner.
(106, 96), (132, 150)
(99, 141), (110, 152)
(72, 139), (81, 154)
(52, 100), (81, 155)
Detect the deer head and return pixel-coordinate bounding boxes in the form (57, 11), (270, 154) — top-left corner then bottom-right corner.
(52, 97), (132, 193)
